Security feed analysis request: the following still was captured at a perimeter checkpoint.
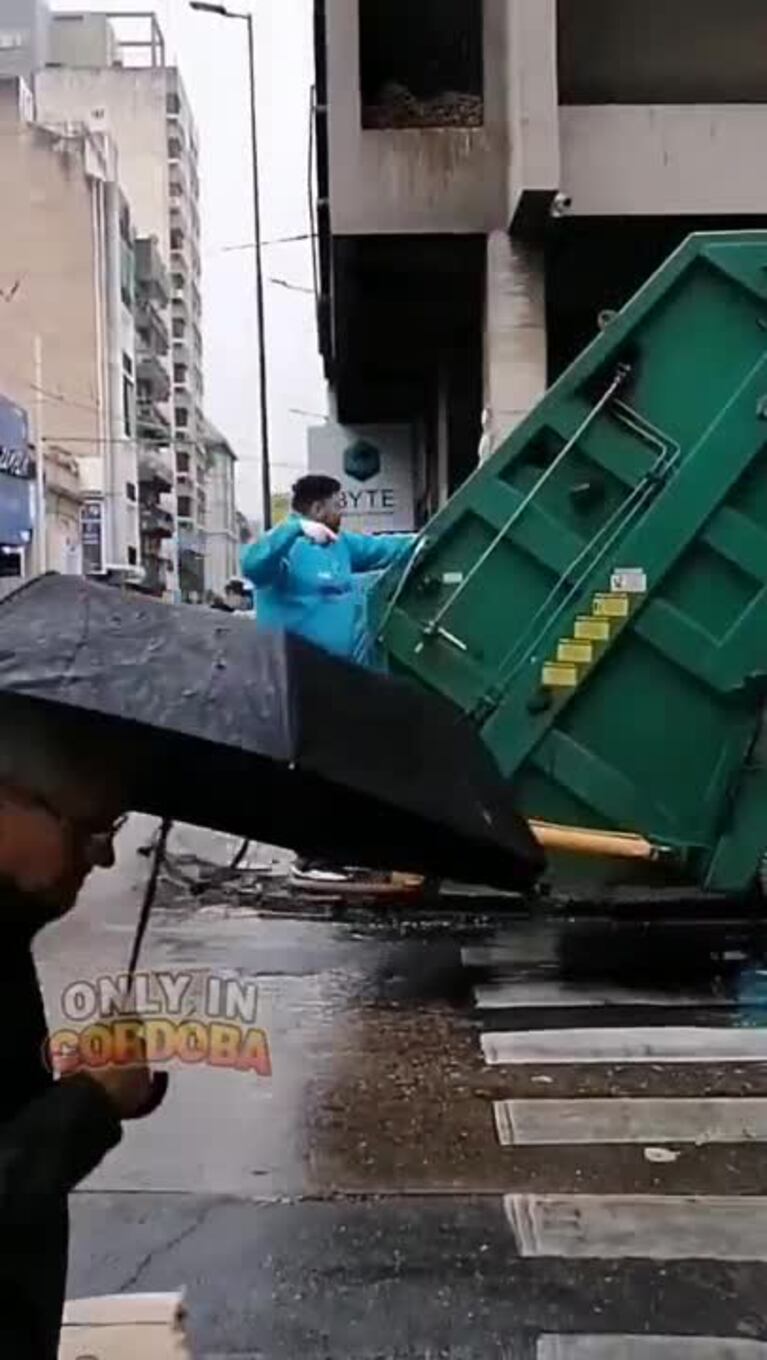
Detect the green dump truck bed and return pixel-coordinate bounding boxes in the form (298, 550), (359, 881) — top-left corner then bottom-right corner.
(380, 232), (767, 895)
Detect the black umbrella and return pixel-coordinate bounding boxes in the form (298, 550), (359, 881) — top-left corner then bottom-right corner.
(0, 575), (543, 890)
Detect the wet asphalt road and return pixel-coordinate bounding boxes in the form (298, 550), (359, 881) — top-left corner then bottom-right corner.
(35, 819), (767, 1357)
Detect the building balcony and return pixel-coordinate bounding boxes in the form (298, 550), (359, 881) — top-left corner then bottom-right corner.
(134, 237), (170, 305)
(137, 400), (171, 446)
(137, 353), (171, 403)
(168, 122), (186, 159)
(140, 505), (175, 538)
(136, 301), (170, 358)
(171, 256), (187, 297)
(169, 162), (187, 199)
(170, 202), (188, 240)
(325, 5), (506, 234)
(138, 445), (174, 493)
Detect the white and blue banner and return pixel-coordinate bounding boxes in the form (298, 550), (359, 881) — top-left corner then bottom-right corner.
(0, 394), (33, 548)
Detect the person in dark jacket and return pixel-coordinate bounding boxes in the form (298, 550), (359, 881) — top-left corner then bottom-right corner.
(0, 704), (164, 1358)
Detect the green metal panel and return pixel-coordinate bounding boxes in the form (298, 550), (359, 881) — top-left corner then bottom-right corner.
(379, 233), (767, 894)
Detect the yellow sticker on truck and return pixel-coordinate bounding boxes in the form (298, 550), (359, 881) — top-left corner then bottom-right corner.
(593, 593), (630, 619)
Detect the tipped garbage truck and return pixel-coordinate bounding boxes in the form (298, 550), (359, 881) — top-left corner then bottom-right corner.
(378, 232), (767, 896)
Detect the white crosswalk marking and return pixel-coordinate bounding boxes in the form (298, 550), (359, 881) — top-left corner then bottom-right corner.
(461, 937), (559, 968)
(481, 1026), (767, 1065)
(474, 980), (731, 1009)
(493, 1096), (767, 1145)
(505, 1193), (767, 1260)
(537, 1338), (767, 1359)
(469, 921), (767, 1357)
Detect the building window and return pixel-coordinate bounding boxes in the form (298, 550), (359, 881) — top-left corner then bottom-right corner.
(175, 407), (189, 429)
(168, 137), (183, 159)
(174, 364), (187, 386)
(122, 374), (134, 438)
(120, 241), (134, 307)
(178, 494), (192, 519)
(126, 481), (137, 503)
(120, 203), (132, 244)
(172, 273), (185, 293)
(172, 319), (185, 340)
(0, 549), (22, 579)
(177, 449), (190, 473)
(167, 92), (181, 115)
(127, 545), (138, 565)
(359, 0), (484, 129)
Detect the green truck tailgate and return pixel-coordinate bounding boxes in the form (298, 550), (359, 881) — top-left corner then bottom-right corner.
(380, 233), (767, 893)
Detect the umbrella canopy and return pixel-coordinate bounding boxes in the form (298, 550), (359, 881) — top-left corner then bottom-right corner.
(0, 575), (543, 889)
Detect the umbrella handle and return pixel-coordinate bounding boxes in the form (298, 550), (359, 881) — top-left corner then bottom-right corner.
(127, 817), (173, 984)
(101, 823), (172, 1119)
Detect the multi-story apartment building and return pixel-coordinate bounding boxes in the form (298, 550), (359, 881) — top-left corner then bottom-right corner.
(314, 0), (767, 518)
(202, 419), (238, 599)
(37, 10), (206, 599)
(0, 0), (50, 81)
(0, 74), (140, 577)
(134, 235), (174, 596)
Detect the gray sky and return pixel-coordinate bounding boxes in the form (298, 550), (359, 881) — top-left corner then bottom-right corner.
(57, 0), (327, 519)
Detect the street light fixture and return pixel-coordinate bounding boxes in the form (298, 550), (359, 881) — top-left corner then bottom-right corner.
(190, 0), (273, 528)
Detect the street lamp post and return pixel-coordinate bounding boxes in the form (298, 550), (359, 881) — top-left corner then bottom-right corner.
(190, 1), (272, 528)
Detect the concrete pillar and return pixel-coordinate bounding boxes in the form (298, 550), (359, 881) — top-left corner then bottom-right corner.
(484, 230), (547, 455)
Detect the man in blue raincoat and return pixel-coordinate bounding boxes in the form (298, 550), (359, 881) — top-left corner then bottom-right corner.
(241, 474), (416, 883)
(241, 474), (415, 667)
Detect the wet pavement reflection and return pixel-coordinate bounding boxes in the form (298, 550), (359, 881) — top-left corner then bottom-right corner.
(36, 820), (767, 1355)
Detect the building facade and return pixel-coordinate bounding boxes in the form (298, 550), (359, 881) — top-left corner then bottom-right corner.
(37, 11), (206, 599)
(134, 234), (174, 595)
(0, 75), (140, 579)
(202, 419), (238, 599)
(314, 0), (767, 516)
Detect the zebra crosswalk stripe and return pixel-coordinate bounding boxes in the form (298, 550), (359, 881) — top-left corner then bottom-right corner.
(473, 980), (733, 1009)
(536, 1337), (767, 1359)
(481, 1026), (767, 1065)
(493, 1096), (767, 1146)
(504, 1193), (767, 1260)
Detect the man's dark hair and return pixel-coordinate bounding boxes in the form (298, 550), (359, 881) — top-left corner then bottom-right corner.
(291, 474), (341, 514)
